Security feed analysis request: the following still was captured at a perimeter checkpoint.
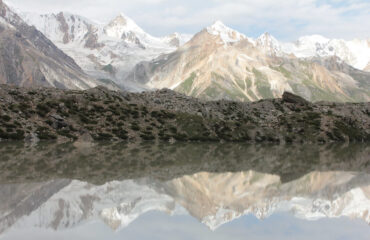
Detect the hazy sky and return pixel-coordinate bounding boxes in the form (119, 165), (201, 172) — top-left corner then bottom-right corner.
(4, 0), (370, 40)
(3, 212), (370, 240)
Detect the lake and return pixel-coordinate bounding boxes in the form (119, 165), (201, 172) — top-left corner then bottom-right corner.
(0, 142), (369, 239)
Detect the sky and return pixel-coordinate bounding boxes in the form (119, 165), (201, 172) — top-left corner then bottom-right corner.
(3, 212), (370, 240)
(4, 0), (370, 41)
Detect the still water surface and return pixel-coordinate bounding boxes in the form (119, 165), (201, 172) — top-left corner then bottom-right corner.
(0, 142), (369, 239)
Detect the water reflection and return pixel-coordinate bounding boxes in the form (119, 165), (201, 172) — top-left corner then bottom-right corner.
(0, 142), (369, 238)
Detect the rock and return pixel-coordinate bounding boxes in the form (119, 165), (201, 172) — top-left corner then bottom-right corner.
(49, 114), (67, 129)
(282, 92), (309, 105)
(75, 132), (94, 144)
(25, 132), (40, 144)
(51, 114), (64, 121)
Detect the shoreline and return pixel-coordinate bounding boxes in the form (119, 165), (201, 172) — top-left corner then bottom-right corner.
(1, 84), (369, 143)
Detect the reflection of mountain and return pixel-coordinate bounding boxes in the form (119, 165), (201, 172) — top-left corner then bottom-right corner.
(0, 180), (71, 234)
(0, 142), (369, 234)
(165, 171), (370, 229)
(0, 171), (369, 234)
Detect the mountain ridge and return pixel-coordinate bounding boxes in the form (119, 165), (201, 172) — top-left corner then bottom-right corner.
(0, 0), (119, 90)
(20, 11), (192, 87)
(127, 24), (370, 102)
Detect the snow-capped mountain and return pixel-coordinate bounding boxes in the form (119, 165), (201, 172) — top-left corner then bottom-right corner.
(256, 32), (282, 56)
(8, 3), (369, 97)
(20, 11), (192, 88)
(203, 21), (369, 72)
(0, 0), (116, 90)
(0, 171), (369, 234)
(281, 35), (370, 71)
(206, 20), (248, 44)
(161, 32), (193, 48)
(127, 21), (370, 102)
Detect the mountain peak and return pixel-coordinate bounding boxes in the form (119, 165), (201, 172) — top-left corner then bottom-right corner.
(256, 32), (281, 55)
(109, 13), (129, 26)
(162, 32), (193, 47)
(104, 13), (145, 39)
(257, 32), (279, 43)
(211, 20), (227, 28)
(259, 32), (271, 38)
(298, 34), (329, 44)
(206, 20), (245, 43)
(207, 20), (232, 33)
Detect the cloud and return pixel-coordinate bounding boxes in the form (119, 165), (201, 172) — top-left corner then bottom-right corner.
(4, 0), (370, 40)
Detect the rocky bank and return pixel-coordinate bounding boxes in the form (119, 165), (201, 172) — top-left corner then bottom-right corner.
(0, 84), (369, 143)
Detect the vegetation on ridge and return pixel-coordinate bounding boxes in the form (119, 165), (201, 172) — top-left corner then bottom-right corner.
(0, 84), (369, 143)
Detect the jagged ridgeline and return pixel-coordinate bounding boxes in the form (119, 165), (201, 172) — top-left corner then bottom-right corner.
(0, 85), (369, 143)
(3, 0), (369, 102)
(0, 0), (118, 90)
(126, 22), (370, 102)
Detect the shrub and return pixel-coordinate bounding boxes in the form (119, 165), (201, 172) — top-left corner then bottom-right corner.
(131, 124), (140, 131)
(36, 103), (50, 117)
(113, 129), (128, 140)
(140, 132), (155, 140)
(57, 129), (77, 140)
(1, 115), (11, 122)
(92, 133), (113, 141)
(36, 127), (57, 140)
(0, 129), (24, 140)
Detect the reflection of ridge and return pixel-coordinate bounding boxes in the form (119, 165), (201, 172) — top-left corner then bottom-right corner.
(0, 180), (71, 234)
(0, 171), (369, 234)
(0, 142), (369, 184)
(162, 171), (370, 230)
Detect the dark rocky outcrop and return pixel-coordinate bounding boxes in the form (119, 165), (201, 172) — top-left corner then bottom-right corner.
(282, 91), (309, 105)
(0, 84), (369, 144)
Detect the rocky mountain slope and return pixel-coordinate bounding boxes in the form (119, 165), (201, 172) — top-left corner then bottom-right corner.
(0, 170), (369, 234)
(0, 84), (369, 143)
(20, 11), (192, 88)
(0, 0), (116, 90)
(127, 21), (370, 102)
(20, 11), (369, 97)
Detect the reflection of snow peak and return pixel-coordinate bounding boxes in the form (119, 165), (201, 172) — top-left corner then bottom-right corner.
(1, 171), (369, 233)
(202, 207), (242, 231)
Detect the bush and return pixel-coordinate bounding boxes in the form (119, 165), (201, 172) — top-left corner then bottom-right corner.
(36, 103), (50, 117)
(1, 115), (11, 122)
(140, 131), (155, 140)
(57, 129), (77, 140)
(113, 129), (128, 140)
(92, 132), (113, 141)
(131, 124), (140, 131)
(0, 129), (25, 140)
(36, 126), (57, 140)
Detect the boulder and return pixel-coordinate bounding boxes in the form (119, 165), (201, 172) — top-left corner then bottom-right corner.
(282, 92), (309, 105)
